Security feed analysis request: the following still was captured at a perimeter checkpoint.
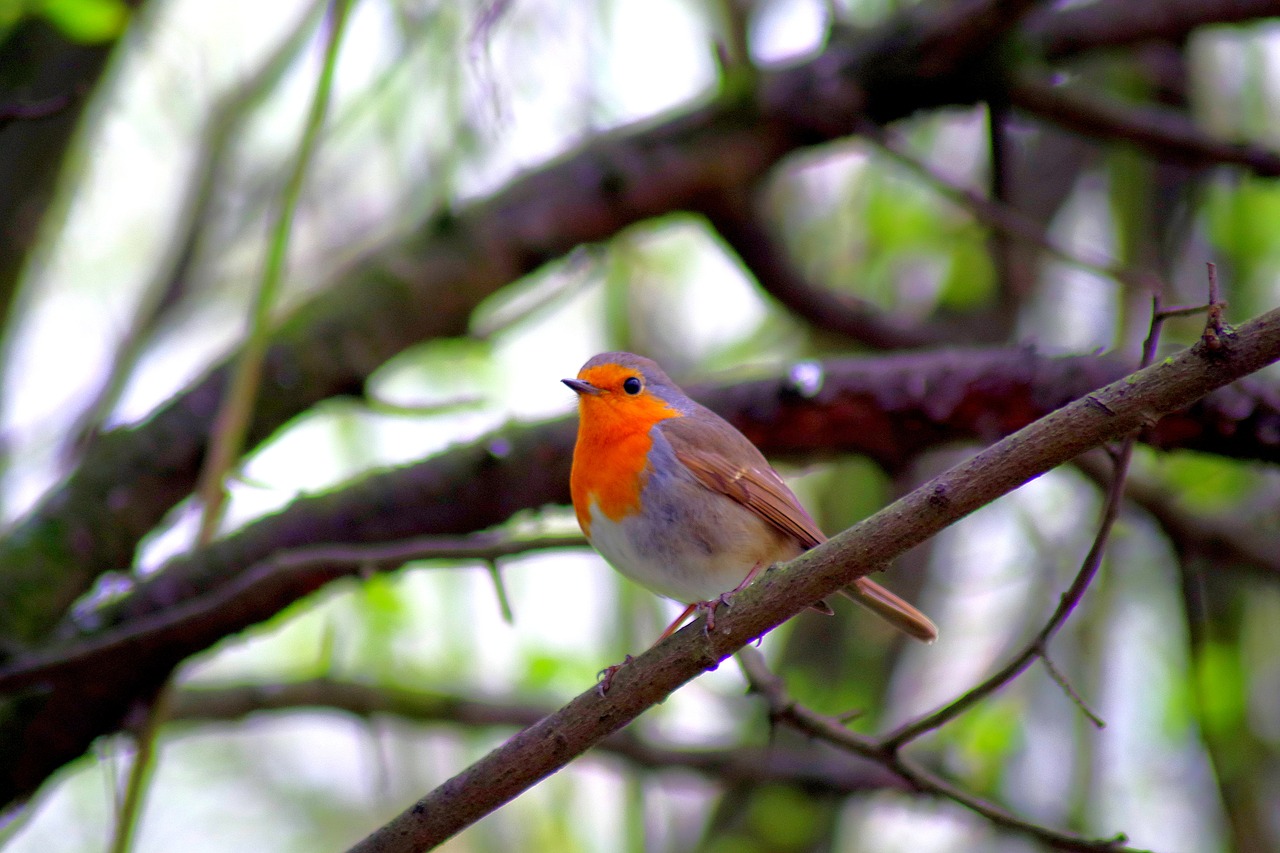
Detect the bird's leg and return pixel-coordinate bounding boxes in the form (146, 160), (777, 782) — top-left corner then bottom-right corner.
(693, 561), (767, 635)
(599, 563), (768, 694)
(596, 654), (635, 696)
(657, 603), (700, 641)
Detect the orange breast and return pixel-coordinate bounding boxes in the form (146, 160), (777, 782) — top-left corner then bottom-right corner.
(570, 393), (681, 535)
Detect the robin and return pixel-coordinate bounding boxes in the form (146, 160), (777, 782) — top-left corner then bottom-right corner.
(563, 352), (937, 668)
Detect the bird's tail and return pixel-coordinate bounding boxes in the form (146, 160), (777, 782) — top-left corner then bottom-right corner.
(839, 578), (937, 643)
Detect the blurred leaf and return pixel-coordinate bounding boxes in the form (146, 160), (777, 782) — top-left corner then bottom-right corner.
(937, 227), (996, 309)
(864, 175), (937, 251)
(1157, 453), (1257, 513)
(1107, 145), (1151, 267)
(368, 336), (496, 410)
(799, 455), (890, 533)
(1196, 640), (1247, 739)
(947, 698), (1024, 790)
(703, 836), (763, 853)
(521, 648), (599, 692)
(37, 0), (128, 43)
(747, 785), (825, 851)
(782, 618), (879, 721)
(1206, 176), (1280, 311)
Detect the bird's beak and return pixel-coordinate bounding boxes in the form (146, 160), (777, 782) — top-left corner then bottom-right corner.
(562, 378), (601, 396)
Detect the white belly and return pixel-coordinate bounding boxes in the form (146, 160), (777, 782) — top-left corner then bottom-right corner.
(585, 498), (801, 604)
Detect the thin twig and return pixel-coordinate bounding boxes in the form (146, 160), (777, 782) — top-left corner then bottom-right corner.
(1040, 652), (1106, 729)
(109, 8), (356, 849)
(737, 648), (1138, 853)
(193, 0), (354, 545)
(880, 287), (1183, 749)
(861, 122), (1166, 296)
(106, 685), (172, 853)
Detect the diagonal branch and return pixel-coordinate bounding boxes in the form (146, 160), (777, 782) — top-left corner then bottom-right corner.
(0, 533), (587, 694)
(345, 306), (1280, 853)
(878, 294), (1171, 749)
(5, 345), (1280, 810)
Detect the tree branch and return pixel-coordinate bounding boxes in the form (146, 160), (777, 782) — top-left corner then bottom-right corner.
(1026, 0), (1280, 61)
(5, 342), (1280, 809)
(737, 649), (1136, 853)
(1010, 74), (1280, 177)
(167, 678), (910, 796)
(880, 285), (1185, 749)
(1075, 452), (1280, 581)
(345, 305), (1280, 853)
(700, 189), (1009, 349)
(0, 534), (587, 694)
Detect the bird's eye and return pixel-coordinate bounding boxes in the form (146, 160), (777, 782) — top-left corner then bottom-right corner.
(622, 376), (642, 395)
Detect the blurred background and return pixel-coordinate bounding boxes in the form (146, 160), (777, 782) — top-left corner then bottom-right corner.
(1, 0), (1279, 851)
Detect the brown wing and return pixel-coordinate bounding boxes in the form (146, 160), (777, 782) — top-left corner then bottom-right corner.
(661, 409), (938, 643)
(660, 410), (825, 549)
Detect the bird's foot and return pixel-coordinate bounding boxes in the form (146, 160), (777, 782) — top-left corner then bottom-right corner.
(596, 654), (635, 696)
(696, 592), (735, 634)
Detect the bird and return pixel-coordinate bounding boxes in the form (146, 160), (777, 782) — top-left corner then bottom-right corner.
(562, 351), (937, 674)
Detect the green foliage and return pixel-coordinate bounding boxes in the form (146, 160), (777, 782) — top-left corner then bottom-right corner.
(2, 0), (128, 44)
(783, 148), (996, 317)
(704, 784), (829, 853)
(938, 228), (997, 308)
(1156, 453), (1257, 513)
(1196, 640), (1247, 737)
(346, 572), (413, 676)
(747, 785), (827, 850)
(945, 697), (1025, 792)
(800, 455), (891, 534)
(1206, 176), (1280, 314)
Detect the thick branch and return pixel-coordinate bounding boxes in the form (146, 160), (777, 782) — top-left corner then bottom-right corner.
(346, 307), (1280, 852)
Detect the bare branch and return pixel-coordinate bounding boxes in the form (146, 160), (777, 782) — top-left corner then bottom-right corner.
(738, 649), (1137, 853)
(1010, 74), (1280, 177)
(167, 678), (910, 796)
(1026, 0), (1280, 60)
(701, 189), (1009, 349)
(881, 286), (1185, 749)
